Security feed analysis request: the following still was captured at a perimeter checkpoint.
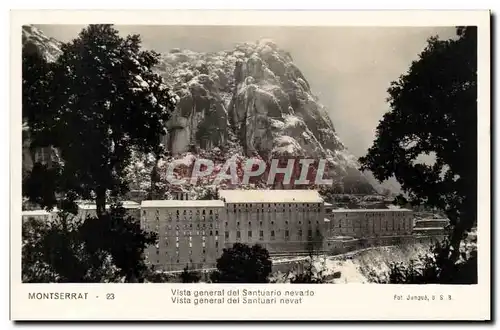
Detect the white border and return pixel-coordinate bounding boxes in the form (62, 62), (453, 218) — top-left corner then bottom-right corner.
(9, 9), (491, 321)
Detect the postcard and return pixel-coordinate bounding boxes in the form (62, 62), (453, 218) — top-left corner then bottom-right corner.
(10, 9), (491, 321)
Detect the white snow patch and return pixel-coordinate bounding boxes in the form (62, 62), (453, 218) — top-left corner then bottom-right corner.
(269, 118), (285, 130)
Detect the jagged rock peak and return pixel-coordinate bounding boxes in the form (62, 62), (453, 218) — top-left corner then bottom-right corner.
(22, 25), (377, 194)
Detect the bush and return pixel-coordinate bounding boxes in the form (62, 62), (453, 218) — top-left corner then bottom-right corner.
(211, 243), (272, 283)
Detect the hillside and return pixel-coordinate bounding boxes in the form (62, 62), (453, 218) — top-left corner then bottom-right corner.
(22, 25), (380, 197)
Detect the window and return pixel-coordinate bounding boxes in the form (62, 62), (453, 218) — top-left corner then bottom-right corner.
(236, 231), (241, 239)
(259, 230), (264, 240)
(285, 230), (289, 238)
(248, 221), (251, 227)
(248, 230), (252, 238)
(298, 229), (303, 237)
(308, 230), (312, 237)
(225, 231), (229, 239)
(215, 230), (219, 235)
(215, 241), (219, 248)
(285, 221), (288, 225)
(270, 231), (275, 240)
(237, 222), (240, 226)
(259, 221), (263, 226)
(210, 230), (213, 236)
(189, 242), (192, 248)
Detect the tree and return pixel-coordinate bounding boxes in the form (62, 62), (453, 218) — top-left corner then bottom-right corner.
(359, 27), (477, 260)
(22, 24), (175, 282)
(368, 239), (477, 284)
(179, 266), (201, 283)
(24, 24), (176, 216)
(210, 243), (272, 283)
(77, 204), (157, 282)
(22, 213), (121, 283)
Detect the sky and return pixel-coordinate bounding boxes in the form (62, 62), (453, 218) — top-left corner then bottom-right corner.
(36, 24), (457, 158)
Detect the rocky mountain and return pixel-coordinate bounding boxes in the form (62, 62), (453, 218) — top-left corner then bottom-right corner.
(22, 25), (379, 197)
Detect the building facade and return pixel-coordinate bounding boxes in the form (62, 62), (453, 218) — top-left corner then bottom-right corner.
(76, 201), (141, 221)
(218, 190), (326, 254)
(23, 190), (425, 272)
(140, 200), (226, 271)
(325, 209), (414, 238)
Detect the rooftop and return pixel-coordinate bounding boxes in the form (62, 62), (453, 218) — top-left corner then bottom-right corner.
(22, 210), (50, 216)
(141, 200), (225, 208)
(78, 201), (140, 210)
(218, 189), (323, 203)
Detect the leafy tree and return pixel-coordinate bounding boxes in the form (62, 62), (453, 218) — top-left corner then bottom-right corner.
(368, 239), (477, 284)
(211, 243), (272, 283)
(179, 265), (201, 283)
(77, 204), (157, 282)
(24, 24), (176, 215)
(359, 27), (477, 260)
(22, 213), (121, 283)
(22, 24), (175, 282)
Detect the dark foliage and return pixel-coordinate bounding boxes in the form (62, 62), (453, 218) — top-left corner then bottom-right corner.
(22, 24), (174, 282)
(211, 243), (272, 283)
(359, 27), (478, 258)
(179, 266), (201, 283)
(369, 239), (477, 284)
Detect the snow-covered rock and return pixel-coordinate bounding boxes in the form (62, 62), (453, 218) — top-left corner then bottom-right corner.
(22, 26), (376, 195)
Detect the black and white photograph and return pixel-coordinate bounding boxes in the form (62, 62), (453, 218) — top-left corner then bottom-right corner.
(10, 9), (491, 322)
(20, 22), (480, 285)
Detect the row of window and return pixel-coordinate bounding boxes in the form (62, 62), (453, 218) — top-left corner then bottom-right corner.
(153, 242), (219, 251)
(158, 230), (221, 237)
(229, 208), (321, 214)
(230, 203), (321, 209)
(146, 215), (219, 222)
(225, 220), (320, 227)
(225, 229), (321, 240)
(146, 209), (220, 216)
(143, 223), (221, 230)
